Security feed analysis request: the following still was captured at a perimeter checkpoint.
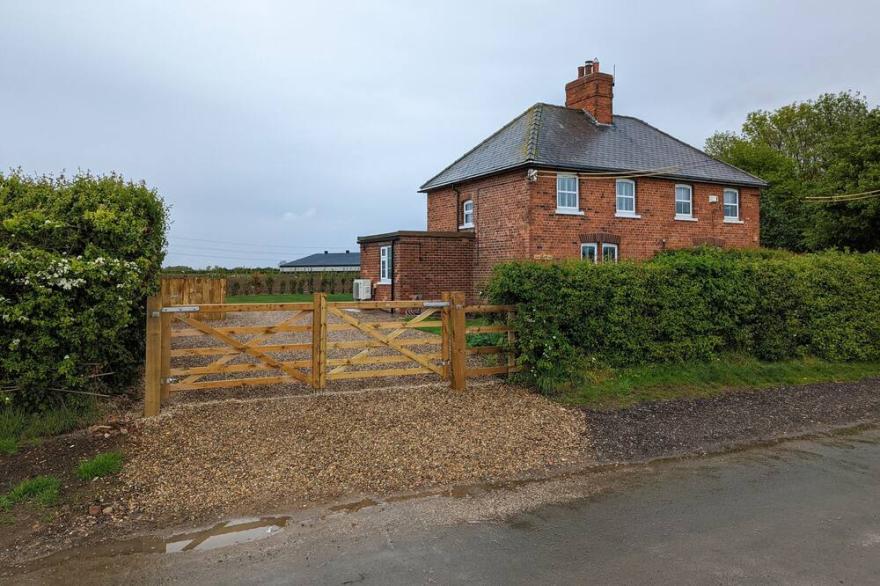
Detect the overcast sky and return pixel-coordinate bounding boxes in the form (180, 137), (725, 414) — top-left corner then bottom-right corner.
(2, 1), (878, 268)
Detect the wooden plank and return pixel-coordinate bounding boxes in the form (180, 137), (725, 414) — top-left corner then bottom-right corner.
(328, 353), (440, 368)
(170, 359), (312, 376)
(328, 366), (433, 381)
(160, 312), (172, 402)
(466, 365), (523, 377)
(464, 304), (517, 313)
(467, 346), (506, 355)
(178, 317), (311, 385)
(441, 292), (451, 381)
(169, 342), (311, 357)
(465, 325), (512, 334)
(326, 338), (440, 350)
(328, 300), (437, 309)
(312, 293), (327, 389)
(172, 324), (312, 337)
(449, 292), (466, 391)
(170, 375), (295, 392)
(328, 307), (443, 375)
(166, 302), (314, 313)
(144, 296), (161, 417)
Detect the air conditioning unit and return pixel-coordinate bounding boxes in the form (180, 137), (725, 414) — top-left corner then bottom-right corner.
(353, 279), (372, 300)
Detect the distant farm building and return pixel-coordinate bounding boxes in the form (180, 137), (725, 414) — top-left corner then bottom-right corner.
(279, 251), (361, 272)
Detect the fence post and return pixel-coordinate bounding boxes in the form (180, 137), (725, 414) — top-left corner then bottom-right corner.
(449, 291), (466, 391)
(311, 292), (327, 389)
(160, 311), (171, 403)
(440, 292), (451, 380)
(144, 295), (162, 417)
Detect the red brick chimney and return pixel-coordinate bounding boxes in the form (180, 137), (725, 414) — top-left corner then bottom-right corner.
(565, 59), (614, 124)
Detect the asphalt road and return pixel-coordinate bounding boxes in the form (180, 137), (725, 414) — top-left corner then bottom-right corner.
(15, 427), (880, 585)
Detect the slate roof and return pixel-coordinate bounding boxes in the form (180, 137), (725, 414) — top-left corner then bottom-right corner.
(420, 103), (767, 191)
(279, 252), (360, 268)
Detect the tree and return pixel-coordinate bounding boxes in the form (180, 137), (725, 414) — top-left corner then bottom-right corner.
(705, 92), (880, 252)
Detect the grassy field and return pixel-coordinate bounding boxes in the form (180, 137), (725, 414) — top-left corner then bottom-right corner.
(225, 293), (353, 303)
(559, 355), (880, 409)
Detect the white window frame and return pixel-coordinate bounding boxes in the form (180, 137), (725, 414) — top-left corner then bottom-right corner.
(615, 179), (639, 218)
(460, 199), (474, 229)
(674, 184), (696, 220)
(602, 243), (619, 263)
(723, 188), (741, 222)
(580, 243), (598, 263)
(556, 173), (583, 215)
(379, 245), (391, 284)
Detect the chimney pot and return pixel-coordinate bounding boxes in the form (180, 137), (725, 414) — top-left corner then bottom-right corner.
(324, 250), (328, 254)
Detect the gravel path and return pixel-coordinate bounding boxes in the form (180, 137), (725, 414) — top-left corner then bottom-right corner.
(122, 382), (589, 522)
(584, 378), (880, 462)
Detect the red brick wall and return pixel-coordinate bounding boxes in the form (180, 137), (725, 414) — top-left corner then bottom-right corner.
(427, 188), (458, 231)
(359, 235), (475, 303)
(564, 71), (614, 124)
(528, 173), (760, 260)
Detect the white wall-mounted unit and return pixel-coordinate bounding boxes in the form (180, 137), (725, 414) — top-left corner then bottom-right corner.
(353, 279), (372, 300)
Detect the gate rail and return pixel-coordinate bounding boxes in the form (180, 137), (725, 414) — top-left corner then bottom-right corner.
(143, 292), (519, 416)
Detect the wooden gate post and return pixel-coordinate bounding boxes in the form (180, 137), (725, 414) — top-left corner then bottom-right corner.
(160, 311), (171, 403)
(311, 292), (327, 389)
(144, 295), (162, 417)
(440, 292), (451, 380)
(449, 291), (467, 391)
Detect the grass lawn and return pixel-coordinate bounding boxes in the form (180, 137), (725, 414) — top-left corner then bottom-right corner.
(559, 355), (880, 410)
(0, 400), (103, 455)
(225, 293), (353, 303)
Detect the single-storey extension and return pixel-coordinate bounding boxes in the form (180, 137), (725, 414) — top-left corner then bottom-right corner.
(279, 251), (360, 273)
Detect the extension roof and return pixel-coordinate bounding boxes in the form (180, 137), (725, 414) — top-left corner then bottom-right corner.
(419, 103), (767, 191)
(279, 252), (360, 268)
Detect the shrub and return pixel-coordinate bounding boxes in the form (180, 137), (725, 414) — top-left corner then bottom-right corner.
(76, 451), (123, 480)
(0, 171), (168, 409)
(487, 247), (880, 391)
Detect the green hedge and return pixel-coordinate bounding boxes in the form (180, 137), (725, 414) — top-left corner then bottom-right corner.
(1, 171), (168, 409)
(487, 248), (880, 390)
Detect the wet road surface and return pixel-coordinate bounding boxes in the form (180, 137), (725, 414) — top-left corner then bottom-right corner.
(13, 427), (880, 585)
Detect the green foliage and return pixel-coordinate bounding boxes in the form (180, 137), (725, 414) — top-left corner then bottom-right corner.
(488, 248), (880, 392)
(1, 475), (61, 510)
(0, 171), (168, 409)
(0, 399), (102, 446)
(76, 451), (123, 480)
(0, 437), (17, 455)
(705, 92), (880, 252)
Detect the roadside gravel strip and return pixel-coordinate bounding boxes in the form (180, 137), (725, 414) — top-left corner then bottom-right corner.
(122, 383), (588, 521)
(584, 377), (880, 462)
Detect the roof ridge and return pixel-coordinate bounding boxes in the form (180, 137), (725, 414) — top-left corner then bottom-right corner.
(419, 104), (539, 191)
(618, 115), (768, 186)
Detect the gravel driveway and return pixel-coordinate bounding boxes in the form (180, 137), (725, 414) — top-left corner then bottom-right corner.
(122, 382), (589, 522)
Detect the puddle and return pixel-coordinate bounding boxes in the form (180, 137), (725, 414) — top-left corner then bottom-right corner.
(15, 516), (290, 573)
(329, 498), (379, 513)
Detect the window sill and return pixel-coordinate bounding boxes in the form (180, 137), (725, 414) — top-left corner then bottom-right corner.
(674, 215), (698, 222)
(458, 223), (474, 230)
(555, 208), (585, 216)
(723, 218), (744, 224)
(378, 280), (391, 285)
(615, 212), (641, 219)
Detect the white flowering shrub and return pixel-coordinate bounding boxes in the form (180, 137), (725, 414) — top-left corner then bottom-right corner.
(1, 172), (167, 409)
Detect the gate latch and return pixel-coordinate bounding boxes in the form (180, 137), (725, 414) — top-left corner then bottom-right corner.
(423, 301), (450, 308)
(161, 306), (200, 313)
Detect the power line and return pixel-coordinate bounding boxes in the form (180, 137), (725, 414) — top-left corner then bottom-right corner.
(803, 188), (880, 202)
(169, 235), (354, 250)
(168, 242), (354, 255)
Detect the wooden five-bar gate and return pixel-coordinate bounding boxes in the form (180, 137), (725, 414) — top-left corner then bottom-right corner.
(144, 292), (519, 416)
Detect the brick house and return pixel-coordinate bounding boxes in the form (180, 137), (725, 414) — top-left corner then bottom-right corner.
(359, 59), (767, 302)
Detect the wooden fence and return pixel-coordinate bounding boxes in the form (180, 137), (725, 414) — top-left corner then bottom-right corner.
(160, 277), (227, 320)
(143, 292), (519, 416)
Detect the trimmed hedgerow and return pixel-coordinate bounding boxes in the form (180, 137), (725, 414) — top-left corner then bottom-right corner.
(487, 247), (880, 392)
(0, 171), (168, 409)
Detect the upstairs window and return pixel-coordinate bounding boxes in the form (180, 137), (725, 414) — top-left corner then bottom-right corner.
(461, 199), (474, 228)
(616, 179), (636, 216)
(723, 188), (740, 220)
(675, 184), (693, 218)
(379, 245), (391, 283)
(556, 174), (579, 212)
